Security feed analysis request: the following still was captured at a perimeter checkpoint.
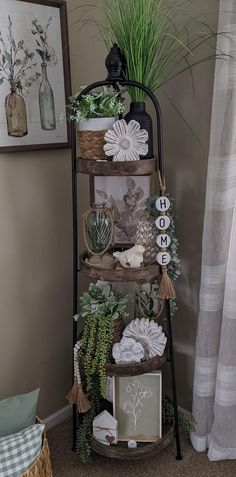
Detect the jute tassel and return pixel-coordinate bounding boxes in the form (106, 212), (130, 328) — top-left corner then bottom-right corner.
(158, 266), (176, 300)
(66, 339), (91, 413)
(66, 380), (91, 414)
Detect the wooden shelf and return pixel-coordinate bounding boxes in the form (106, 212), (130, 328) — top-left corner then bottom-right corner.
(106, 354), (166, 377)
(77, 157), (157, 176)
(79, 250), (159, 283)
(91, 425), (174, 460)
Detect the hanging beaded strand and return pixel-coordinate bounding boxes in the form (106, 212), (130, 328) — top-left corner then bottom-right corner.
(155, 172), (176, 300)
(66, 339), (91, 413)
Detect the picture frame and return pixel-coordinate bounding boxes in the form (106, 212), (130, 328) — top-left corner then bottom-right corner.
(91, 175), (152, 245)
(0, 0), (71, 153)
(113, 371), (162, 442)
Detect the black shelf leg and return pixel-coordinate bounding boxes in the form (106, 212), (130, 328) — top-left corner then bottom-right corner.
(166, 299), (182, 460)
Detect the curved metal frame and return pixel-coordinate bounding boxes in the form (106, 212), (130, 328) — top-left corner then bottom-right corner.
(71, 79), (182, 460)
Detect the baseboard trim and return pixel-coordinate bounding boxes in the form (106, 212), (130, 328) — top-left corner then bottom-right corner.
(178, 405), (191, 418)
(44, 404), (72, 430)
(43, 403), (191, 431)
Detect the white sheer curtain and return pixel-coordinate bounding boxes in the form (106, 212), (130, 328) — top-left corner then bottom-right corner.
(191, 0), (236, 461)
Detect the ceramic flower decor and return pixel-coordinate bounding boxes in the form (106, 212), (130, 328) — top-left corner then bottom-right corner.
(104, 119), (149, 161)
(112, 337), (145, 364)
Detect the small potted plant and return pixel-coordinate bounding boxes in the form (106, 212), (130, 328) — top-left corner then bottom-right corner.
(67, 86), (125, 160)
(79, 281), (129, 397)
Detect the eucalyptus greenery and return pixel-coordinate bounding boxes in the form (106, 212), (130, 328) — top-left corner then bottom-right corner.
(79, 281), (129, 397)
(99, 0), (227, 102)
(67, 86), (125, 121)
(163, 395), (195, 432)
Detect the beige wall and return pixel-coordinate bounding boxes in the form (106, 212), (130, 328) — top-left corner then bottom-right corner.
(0, 0), (219, 417)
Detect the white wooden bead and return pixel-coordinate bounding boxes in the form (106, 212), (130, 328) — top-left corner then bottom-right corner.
(155, 215), (170, 231)
(156, 251), (171, 266)
(156, 233), (171, 248)
(155, 196), (170, 212)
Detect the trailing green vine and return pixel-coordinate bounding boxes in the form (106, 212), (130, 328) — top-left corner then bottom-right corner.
(79, 281), (129, 397)
(77, 376), (101, 463)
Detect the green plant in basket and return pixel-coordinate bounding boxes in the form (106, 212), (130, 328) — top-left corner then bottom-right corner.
(79, 281), (129, 398)
(67, 86), (125, 121)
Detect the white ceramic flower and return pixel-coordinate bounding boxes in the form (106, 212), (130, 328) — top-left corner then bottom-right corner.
(112, 337), (145, 364)
(104, 119), (148, 161)
(123, 318), (167, 359)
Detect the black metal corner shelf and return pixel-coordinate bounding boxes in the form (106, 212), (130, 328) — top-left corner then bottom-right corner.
(71, 44), (182, 461)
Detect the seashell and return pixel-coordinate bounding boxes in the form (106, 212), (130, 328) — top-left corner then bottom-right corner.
(123, 318), (167, 359)
(112, 337), (145, 364)
(113, 245), (145, 269)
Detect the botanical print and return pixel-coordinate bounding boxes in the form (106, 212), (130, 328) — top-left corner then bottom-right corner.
(113, 372), (162, 442)
(94, 176), (150, 243)
(0, 16), (40, 137)
(32, 16), (57, 130)
(124, 380), (152, 431)
(0, 0), (69, 151)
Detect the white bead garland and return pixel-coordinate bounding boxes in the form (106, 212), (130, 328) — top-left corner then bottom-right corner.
(74, 340), (81, 384)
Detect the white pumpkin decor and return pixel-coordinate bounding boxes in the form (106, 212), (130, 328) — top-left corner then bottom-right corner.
(112, 337), (145, 364)
(103, 119), (148, 161)
(113, 245), (145, 269)
(123, 318), (167, 359)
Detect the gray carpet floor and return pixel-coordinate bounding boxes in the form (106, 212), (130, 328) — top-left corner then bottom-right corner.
(48, 419), (236, 477)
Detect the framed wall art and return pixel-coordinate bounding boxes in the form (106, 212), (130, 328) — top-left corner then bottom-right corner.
(91, 176), (151, 245)
(0, 0), (71, 153)
(113, 372), (162, 442)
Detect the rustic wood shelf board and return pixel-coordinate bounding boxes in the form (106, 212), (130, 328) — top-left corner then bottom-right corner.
(77, 157), (157, 176)
(106, 354), (166, 376)
(91, 425), (174, 460)
(79, 250), (159, 283)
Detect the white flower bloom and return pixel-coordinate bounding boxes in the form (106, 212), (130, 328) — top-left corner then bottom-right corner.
(104, 119), (149, 162)
(19, 77), (30, 96)
(112, 337), (145, 364)
(46, 46), (58, 66)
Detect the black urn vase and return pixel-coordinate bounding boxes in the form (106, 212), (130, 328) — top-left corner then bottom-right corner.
(124, 102), (153, 159)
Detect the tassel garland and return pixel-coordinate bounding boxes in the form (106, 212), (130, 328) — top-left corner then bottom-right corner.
(66, 340), (91, 413)
(157, 266), (176, 300)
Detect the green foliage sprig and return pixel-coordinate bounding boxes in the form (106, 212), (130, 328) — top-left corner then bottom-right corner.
(79, 281), (129, 397)
(163, 395), (195, 432)
(67, 86), (125, 121)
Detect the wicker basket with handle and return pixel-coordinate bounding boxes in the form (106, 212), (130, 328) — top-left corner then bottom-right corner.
(22, 417), (52, 477)
(78, 117), (115, 161)
(78, 129), (108, 160)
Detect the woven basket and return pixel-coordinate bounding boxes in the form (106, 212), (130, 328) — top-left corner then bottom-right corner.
(112, 316), (125, 347)
(78, 129), (109, 161)
(22, 418), (52, 477)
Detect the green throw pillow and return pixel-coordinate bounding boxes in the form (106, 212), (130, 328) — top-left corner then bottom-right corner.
(0, 389), (40, 437)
